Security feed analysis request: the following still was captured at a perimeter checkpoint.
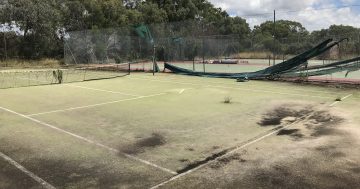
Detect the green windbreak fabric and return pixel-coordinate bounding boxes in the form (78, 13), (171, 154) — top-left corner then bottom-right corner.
(280, 57), (360, 78)
(165, 39), (349, 79)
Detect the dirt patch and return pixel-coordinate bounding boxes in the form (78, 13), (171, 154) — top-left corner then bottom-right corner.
(306, 110), (344, 137)
(258, 105), (313, 126)
(277, 129), (304, 139)
(260, 104), (345, 139)
(224, 120), (359, 189)
(277, 129), (299, 135)
(120, 133), (166, 154)
(135, 133), (165, 148)
(308, 110), (343, 126)
(210, 153), (246, 169)
(177, 149), (229, 174)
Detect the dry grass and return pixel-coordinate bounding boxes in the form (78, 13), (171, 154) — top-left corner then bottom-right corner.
(223, 96), (232, 104)
(0, 59), (63, 69)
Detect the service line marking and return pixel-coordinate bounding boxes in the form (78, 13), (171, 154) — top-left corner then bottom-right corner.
(16, 77), (141, 97)
(0, 106), (177, 175)
(130, 78), (334, 99)
(134, 75), (346, 95)
(65, 84), (141, 97)
(0, 151), (56, 189)
(26, 93), (166, 117)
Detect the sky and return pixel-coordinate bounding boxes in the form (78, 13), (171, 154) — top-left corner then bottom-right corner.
(208, 0), (360, 31)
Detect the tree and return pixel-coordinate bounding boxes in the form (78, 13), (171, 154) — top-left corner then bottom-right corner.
(137, 2), (168, 23)
(252, 20), (310, 54)
(2, 0), (63, 58)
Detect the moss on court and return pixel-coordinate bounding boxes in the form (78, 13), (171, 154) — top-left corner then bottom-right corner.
(0, 72), (359, 188)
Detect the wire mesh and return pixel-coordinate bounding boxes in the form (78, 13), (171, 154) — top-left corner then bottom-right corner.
(63, 18), (360, 83)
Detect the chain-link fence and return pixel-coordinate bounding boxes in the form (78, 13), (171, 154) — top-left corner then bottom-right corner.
(64, 20), (242, 71)
(64, 19), (360, 83)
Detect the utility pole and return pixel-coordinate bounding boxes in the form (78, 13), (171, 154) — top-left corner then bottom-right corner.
(273, 10), (276, 66)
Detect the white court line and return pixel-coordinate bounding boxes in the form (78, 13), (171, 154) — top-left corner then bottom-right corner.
(149, 99), (345, 189)
(65, 84), (141, 97)
(133, 75), (345, 95)
(27, 93), (166, 117)
(0, 151), (56, 189)
(0, 106), (177, 175)
(16, 77), (140, 97)
(329, 94), (353, 107)
(150, 114), (314, 188)
(130, 78), (334, 99)
(178, 88), (192, 94)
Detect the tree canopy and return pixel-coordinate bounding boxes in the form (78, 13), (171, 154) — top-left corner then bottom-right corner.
(0, 0), (359, 60)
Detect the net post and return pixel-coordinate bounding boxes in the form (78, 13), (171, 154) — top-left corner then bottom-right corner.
(128, 62), (131, 75)
(153, 44), (156, 76)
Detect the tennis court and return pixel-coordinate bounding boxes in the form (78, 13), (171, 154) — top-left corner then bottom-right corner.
(1, 72), (360, 188)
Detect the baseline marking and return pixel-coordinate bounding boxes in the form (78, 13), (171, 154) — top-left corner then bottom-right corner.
(65, 84), (141, 97)
(0, 151), (56, 189)
(329, 94), (353, 107)
(27, 93), (166, 117)
(0, 106), (177, 175)
(130, 78), (334, 99)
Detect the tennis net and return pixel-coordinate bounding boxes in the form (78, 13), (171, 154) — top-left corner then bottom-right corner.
(0, 63), (130, 89)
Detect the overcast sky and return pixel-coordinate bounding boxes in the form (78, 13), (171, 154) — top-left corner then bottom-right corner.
(208, 0), (360, 31)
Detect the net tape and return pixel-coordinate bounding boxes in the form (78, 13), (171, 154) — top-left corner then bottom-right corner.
(0, 64), (129, 89)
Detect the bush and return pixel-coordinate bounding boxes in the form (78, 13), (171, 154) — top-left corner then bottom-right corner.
(223, 96), (232, 104)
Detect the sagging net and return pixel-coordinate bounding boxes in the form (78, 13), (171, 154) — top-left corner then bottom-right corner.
(0, 64), (129, 89)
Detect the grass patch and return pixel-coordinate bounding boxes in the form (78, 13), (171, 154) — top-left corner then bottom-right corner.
(0, 59), (63, 69)
(223, 96), (232, 104)
(121, 133), (166, 154)
(335, 97), (342, 101)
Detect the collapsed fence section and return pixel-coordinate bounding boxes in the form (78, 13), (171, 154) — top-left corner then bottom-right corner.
(62, 19), (360, 84)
